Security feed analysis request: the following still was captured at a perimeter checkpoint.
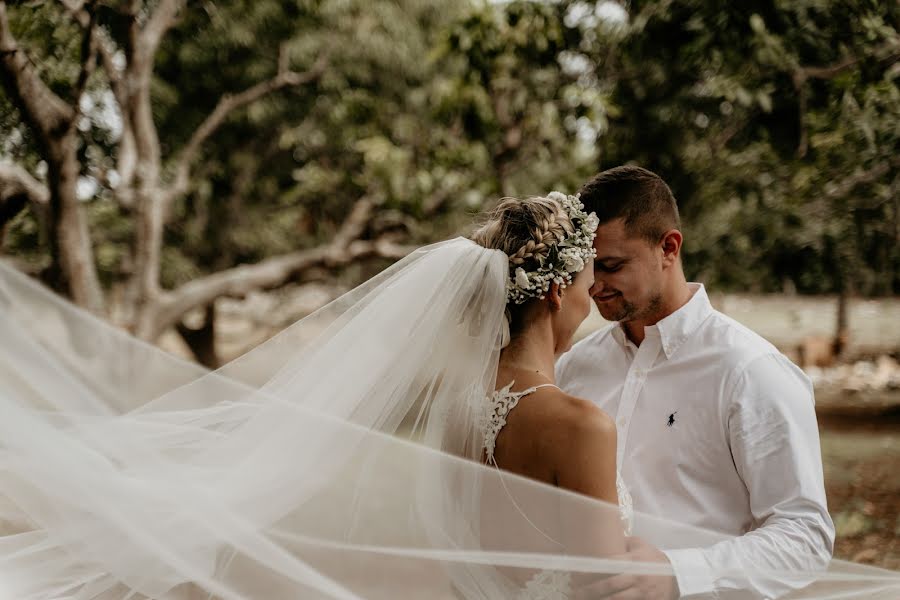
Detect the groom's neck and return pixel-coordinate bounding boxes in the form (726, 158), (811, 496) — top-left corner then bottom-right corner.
(622, 279), (693, 346)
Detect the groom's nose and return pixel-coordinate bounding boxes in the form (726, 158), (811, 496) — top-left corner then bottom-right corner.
(591, 274), (620, 299)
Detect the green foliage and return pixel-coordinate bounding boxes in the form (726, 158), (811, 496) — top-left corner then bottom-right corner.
(1, 0), (896, 296)
(433, 1), (608, 197)
(600, 0), (900, 294)
(153, 0), (483, 284)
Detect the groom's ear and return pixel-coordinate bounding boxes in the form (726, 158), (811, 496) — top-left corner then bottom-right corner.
(548, 282), (563, 312)
(659, 229), (683, 267)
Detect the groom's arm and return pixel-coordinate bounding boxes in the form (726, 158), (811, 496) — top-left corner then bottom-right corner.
(664, 353), (835, 599)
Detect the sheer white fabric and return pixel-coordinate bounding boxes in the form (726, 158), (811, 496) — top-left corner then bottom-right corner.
(482, 382), (635, 599)
(0, 241), (898, 600)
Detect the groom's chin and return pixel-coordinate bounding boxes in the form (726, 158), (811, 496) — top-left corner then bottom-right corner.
(594, 303), (623, 322)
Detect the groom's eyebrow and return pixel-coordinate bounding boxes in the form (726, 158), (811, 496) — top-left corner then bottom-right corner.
(596, 255), (628, 264)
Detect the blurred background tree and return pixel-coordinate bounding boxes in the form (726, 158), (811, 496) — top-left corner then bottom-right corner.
(1, 0), (897, 366)
(598, 0), (899, 296)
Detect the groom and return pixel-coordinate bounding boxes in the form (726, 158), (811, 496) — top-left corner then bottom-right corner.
(556, 166), (834, 599)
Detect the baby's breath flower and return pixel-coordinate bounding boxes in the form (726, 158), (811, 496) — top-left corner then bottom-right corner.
(506, 191), (598, 305)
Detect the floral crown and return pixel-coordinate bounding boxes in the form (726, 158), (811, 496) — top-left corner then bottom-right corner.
(506, 191), (599, 305)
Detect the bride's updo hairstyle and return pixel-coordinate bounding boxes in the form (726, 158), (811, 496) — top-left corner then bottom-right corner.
(471, 196), (580, 342)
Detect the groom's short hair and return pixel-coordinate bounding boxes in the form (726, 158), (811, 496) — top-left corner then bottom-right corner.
(578, 165), (680, 243)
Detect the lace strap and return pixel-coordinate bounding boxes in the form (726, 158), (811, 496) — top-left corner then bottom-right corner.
(482, 382), (559, 462)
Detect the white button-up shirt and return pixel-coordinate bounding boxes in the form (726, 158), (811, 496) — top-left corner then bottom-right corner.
(555, 284), (834, 599)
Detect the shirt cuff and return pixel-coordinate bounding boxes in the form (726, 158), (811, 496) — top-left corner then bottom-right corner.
(663, 547), (716, 598)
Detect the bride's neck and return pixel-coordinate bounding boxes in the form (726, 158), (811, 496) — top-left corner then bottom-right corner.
(499, 320), (558, 382)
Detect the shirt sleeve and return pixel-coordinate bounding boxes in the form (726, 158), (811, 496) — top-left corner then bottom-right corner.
(664, 353), (835, 599)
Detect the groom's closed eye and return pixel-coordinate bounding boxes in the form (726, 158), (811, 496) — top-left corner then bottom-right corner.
(596, 260), (627, 273)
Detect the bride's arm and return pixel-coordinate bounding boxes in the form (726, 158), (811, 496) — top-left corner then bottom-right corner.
(548, 397), (627, 559)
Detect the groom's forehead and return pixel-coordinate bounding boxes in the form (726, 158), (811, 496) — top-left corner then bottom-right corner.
(593, 218), (641, 245)
(593, 226), (647, 259)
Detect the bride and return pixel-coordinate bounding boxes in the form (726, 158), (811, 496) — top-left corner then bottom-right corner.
(0, 192), (897, 600)
(469, 193), (632, 597)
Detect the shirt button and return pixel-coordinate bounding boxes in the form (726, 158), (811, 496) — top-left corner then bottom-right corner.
(618, 417), (626, 427)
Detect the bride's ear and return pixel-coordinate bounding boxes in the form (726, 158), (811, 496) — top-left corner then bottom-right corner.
(548, 282), (563, 312)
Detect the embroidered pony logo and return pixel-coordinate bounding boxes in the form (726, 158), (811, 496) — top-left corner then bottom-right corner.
(667, 412), (677, 427)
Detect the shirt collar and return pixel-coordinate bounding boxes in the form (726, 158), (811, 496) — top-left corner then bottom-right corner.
(610, 283), (712, 359)
(610, 324), (636, 353)
(655, 283), (712, 358)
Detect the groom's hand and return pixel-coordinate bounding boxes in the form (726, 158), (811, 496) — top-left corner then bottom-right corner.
(575, 536), (679, 600)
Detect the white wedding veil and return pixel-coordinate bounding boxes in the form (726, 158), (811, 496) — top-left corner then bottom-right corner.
(1, 238), (898, 600)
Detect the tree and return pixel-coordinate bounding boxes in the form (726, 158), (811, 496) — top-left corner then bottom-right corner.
(432, 0), (611, 198)
(596, 0), (899, 296)
(3, 0), (896, 367)
(0, 0), (456, 365)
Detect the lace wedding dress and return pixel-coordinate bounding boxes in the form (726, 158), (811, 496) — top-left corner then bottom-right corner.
(482, 382), (634, 600)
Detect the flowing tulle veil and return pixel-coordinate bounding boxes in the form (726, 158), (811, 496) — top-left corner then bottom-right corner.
(1, 239), (899, 600)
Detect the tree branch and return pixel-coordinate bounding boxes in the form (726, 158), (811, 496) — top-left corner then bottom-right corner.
(58, 0), (135, 198)
(0, 2), (75, 143)
(792, 42), (900, 157)
(142, 193), (395, 338)
(71, 3), (98, 116)
(149, 237), (413, 340)
(140, 0), (183, 58)
(166, 50), (329, 204)
(0, 161), (48, 227)
(0, 162), (50, 204)
(122, 1), (183, 186)
(96, 31), (125, 100)
(58, 0), (86, 12)
(795, 42), (899, 83)
(57, 1), (121, 97)
(824, 157), (900, 200)
(330, 196), (374, 248)
(101, 30), (138, 203)
(792, 70), (809, 158)
(797, 55), (862, 81)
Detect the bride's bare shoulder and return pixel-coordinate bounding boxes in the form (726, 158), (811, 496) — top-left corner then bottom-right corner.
(520, 387), (618, 499)
(518, 387), (616, 442)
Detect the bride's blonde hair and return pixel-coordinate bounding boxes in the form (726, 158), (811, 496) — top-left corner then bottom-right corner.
(471, 196), (578, 339)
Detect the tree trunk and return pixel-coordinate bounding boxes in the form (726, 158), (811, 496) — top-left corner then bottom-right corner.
(45, 132), (105, 315)
(833, 286), (848, 358)
(125, 186), (165, 336)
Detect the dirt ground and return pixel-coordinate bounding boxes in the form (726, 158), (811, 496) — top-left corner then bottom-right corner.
(820, 410), (900, 569)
